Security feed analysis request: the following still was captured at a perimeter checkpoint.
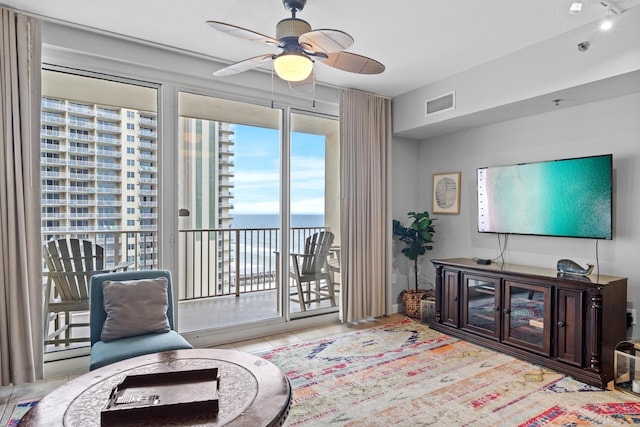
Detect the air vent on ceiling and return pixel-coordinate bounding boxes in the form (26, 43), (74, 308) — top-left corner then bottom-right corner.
(425, 91), (455, 116)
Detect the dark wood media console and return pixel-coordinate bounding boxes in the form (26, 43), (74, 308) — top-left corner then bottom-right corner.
(431, 258), (627, 388)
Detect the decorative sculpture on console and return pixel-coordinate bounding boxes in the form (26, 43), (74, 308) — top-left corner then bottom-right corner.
(557, 259), (594, 276)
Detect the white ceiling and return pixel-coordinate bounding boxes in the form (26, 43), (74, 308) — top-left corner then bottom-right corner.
(4, 0), (640, 98)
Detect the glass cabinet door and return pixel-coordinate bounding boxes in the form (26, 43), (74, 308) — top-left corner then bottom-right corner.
(462, 274), (501, 339)
(503, 280), (551, 355)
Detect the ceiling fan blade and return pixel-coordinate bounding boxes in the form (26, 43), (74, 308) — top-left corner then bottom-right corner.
(321, 51), (385, 75)
(299, 29), (354, 53)
(213, 54), (275, 76)
(206, 21), (280, 47)
(288, 71), (315, 94)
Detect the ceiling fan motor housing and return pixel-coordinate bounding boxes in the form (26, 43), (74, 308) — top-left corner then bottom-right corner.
(276, 18), (311, 43)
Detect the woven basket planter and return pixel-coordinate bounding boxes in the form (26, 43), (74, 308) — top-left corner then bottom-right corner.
(401, 289), (435, 319)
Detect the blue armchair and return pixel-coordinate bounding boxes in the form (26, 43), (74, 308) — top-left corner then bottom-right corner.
(89, 269), (192, 371)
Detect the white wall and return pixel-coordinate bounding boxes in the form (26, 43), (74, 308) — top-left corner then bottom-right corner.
(391, 137), (422, 303)
(406, 91), (640, 335)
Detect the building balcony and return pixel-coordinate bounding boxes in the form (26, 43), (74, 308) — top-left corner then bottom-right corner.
(95, 187), (121, 194)
(41, 114), (67, 125)
(96, 150), (122, 158)
(41, 185), (67, 192)
(68, 199), (94, 206)
(96, 174), (122, 182)
(139, 117), (157, 127)
(68, 159), (92, 168)
(41, 171), (67, 179)
(69, 173), (96, 180)
(67, 104), (95, 116)
(139, 153), (158, 161)
(96, 200), (122, 206)
(41, 212), (67, 219)
(139, 129), (157, 138)
(96, 124), (122, 133)
(69, 120), (95, 130)
(68, 133), (95, 143)
(96, 136), (121, 146)
(68, 213), (94, 219)
(41, 199), (67, 206)
(68, 186), (96, 193)
(41, 99), (66, 111)
(41, 157), (68, 166)
(41, 129), (67, 138)
(41, 142), (62, 152)
(96, 162), (122, 170)
(139, 141), (157, 151)
(96, 110), (122, 121)
(68, 146), (96, 155)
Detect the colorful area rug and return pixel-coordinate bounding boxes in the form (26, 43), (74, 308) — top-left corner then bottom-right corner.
(6, 399), (39, 427)
(257, 318), (640, 426)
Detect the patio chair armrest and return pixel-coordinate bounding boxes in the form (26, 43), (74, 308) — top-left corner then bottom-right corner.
(110, 261), (134, 272)
(290, 252), (310, 257)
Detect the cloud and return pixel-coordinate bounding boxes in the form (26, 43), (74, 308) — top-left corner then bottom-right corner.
(234, 200), (279, 214)
(232, 145), (326, 215)
(292, 198), (325, 214)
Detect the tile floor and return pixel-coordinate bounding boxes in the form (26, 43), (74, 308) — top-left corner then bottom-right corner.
(0, 313), (406, 425)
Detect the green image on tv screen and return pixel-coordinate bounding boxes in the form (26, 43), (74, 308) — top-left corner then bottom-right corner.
(477, 154), (612, 239)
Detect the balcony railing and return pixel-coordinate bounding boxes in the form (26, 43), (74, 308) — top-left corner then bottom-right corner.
(41, 226), (326, 302)
(177, 226), (325, 300)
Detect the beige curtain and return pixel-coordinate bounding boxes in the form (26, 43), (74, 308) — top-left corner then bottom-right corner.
(0, 7), (43, 385)
(339, 90), (392, 322)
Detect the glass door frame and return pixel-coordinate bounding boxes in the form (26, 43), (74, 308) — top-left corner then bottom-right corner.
(287, 108), (341, 320)
(170, 96), (341, 334)
(502, 280), (552, 355)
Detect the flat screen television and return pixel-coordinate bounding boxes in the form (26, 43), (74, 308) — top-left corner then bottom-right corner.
(477, 154), (612, 239)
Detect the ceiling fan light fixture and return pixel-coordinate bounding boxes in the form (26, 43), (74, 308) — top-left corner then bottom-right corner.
(274, 53), (313, 82)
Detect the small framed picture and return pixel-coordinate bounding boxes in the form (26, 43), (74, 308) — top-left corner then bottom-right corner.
(432, 172), (461, 215)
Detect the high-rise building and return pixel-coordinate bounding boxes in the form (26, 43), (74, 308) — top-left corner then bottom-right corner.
(178, 117), (235, 296)
(40, 96), (160, 268)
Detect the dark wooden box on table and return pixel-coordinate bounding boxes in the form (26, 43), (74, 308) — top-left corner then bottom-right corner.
(101, 368), (220, 425)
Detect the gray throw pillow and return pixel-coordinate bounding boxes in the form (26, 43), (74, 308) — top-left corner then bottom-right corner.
(101, 277), (171, 342)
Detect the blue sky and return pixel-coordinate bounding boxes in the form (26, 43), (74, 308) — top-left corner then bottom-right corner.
(233, 125), (325, 215)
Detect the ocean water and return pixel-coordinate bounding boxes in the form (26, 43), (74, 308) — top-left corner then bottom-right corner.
(231, 214), (325, 273)
(232, 214), (324, 229)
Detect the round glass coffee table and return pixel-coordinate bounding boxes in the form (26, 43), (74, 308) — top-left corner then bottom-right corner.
(20, 349), (291, 426)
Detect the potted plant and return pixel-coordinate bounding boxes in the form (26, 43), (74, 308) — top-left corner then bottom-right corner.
(392, 211), (436, 318)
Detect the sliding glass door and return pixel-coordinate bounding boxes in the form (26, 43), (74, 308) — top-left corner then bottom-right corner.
(177, 93), (282, 331)
(288, 112), (340, 318)
(176, 94), (340, 331)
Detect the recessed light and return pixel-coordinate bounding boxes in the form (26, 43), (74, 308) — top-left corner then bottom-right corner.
(600, 17), (613, 30)
(569, 1), (583, 14)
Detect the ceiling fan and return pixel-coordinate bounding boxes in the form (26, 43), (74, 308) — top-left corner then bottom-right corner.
(206, 0), (385, 93)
